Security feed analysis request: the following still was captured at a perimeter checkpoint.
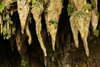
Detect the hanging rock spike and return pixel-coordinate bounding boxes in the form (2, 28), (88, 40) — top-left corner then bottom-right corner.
(44, 0), (63, 51)
(25, 21), (32, 45)
(75, 10), (91, 56)
(91, 0), (98, 31)
(70, 12), (79, 48)
(17, 0), (30, 34)
(31, 2), (47, 56)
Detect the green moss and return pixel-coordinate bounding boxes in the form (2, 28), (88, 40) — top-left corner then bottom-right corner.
(49, 18), (57, 29)
(83, 3), (92, 11)
(44, 0), (47, 3)
(3, 26), (7, 36)
(54, 24), (57, 29)
(3, 14), (16, 40)
(94, 29), (99, 37)
(67, 4), (72, 16)
(92, 2), (96, 6)
(0, 1), (5, 13)
(32, 3), (40, 8)
(28, 0), (31, 2)
(49, 18), (54, 24)
(32, 0), (36, 4)
(95, 10), (99, 18)
(76, 10), (86, 15)
(21, 60), (26, 67)
(83, 4), (87, 10)
(87, 4), (92, 10)
(49, 18), (57, 23)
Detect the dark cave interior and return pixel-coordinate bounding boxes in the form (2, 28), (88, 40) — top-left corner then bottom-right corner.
(0, 0), (100, 67)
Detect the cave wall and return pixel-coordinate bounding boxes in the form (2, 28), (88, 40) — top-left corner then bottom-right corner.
(0, 0), (100, 67)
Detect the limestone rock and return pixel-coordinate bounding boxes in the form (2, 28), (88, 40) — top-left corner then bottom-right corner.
(44, 0), (63, 51)
(17, 0), (30, 34)
(25, 21), (32, 45)
(75, 10), (91, 56)
(70, 12), (79, 48)
(91, 0), (98, 31)
(73, 0), (86, 10)
(31, 2), (47, 56)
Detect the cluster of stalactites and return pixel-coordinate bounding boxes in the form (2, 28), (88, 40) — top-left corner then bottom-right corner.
(17, 0), (63, 57)
(70, 0), (98, 56)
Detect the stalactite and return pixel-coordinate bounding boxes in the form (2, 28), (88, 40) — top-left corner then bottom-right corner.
(31, 2), (47, 57)
(91, 0), (98, 31)
(25, 20), (32, 45)
(69, 0), (91, 56)
(75, 10), (91, 56)
(44, 0), (63, 51)
(17, 0), (33, 45)
(17, 0), (30, 34)
(70, 12), (79, 48)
